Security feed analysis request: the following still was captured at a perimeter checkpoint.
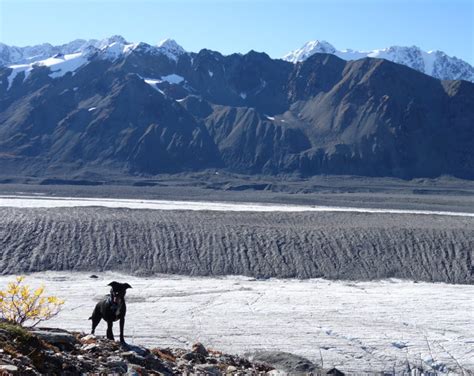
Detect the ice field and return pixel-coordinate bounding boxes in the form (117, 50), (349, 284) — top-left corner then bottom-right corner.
(1, 272), (471, 374)
(1, 195), (473, 217)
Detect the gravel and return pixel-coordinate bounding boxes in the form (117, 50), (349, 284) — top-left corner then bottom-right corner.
(0, 207), (471, 283)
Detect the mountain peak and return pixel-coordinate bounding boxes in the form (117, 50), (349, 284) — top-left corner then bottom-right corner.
(101, 35), (128, 45)
(157, 38), (186, 61)
(283, 40), (336, 63)
(95, 35), (129, 51)
(284, 40), (474, 82)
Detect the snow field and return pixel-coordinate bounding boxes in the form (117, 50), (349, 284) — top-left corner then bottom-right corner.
(1, 272), (471, 374)
(0, 195), (473, 217)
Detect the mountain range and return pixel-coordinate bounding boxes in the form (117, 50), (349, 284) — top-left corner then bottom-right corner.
(0, 36), (473, 180)
(2, 36), (472, 82)
(283, 40), (474, 82)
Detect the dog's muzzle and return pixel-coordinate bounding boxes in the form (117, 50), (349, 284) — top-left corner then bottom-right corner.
(113, 296), (122, 304)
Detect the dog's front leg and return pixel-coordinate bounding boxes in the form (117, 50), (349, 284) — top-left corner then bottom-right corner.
(119, 316), (125, 343)
(106, 321), (114, 341)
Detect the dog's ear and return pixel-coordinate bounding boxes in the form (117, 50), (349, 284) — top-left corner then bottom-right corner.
(108, 281), (121, 289)
(123, 283), (132, 289)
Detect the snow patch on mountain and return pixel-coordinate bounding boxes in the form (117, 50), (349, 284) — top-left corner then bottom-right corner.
(284, 40), (474, 82)
(143, 78), (166, 95)
(6, 64), (31, 90)
(161, 73), (184, 84)
(41, 52), (88, 78)
(6, 52), (89, 90)
(98, 41), (130, 60)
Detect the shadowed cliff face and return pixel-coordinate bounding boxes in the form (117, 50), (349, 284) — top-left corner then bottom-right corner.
(0, 49), (473, 179)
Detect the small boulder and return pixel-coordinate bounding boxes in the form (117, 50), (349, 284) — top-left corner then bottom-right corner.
(126, 364), (143, 376)
(206, 357), (218, 364)
(247, 351), (318, 374)
(107, 359), (128, 373)
(227, 365), (238, 373)
(121, 352), (146, 367)
(32, 330), (78, 350)
(143, 354), (171, 374)
(325, 367), (345, 375)
(82, 343), (99, 352)
(151, 348), (176, 362)
(195, 363), (222, 375)
(192, 342), (209, 356)
(80, 334), (97, 344)
(0, 365), (19, 372)
(122, 344), (150, 357)
(182, 351), (206, 364)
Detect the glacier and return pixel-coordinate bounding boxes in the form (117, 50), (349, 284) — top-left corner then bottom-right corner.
(0, 272), (471, 374)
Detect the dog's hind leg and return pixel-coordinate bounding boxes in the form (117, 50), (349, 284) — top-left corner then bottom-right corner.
(106, 321), (115, 341)
(91, 312), (101, 335)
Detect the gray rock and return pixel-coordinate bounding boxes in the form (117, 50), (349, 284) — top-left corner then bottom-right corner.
(195, 363), (222, 375)
(32, 330), (78, 349)
(125, 364), (142, 376)
(0, 365), (18, 372)
(123, 344), (150, 357)
(108, 362), (128, 373)
(144, 355), (170, 374)
(81, 343), (98, 351)
(121, 352), (146, 367)
(247, 351), (319, 374)
(81, 334), (96, 342)
(206, 357), (218, 364)
(192, 342), (209, 356)
(182, 351), (206, 363)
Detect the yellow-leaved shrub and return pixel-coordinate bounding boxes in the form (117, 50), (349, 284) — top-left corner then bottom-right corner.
(0, 276), (64, 326)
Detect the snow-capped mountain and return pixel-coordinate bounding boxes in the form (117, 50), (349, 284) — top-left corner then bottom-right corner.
(2, 36), (188, 89)
(3, 36), (472, 83)
(283, 40), (474, 82)
(0, 35), (187, 67)
(157, 38), (186, 61)
(1, 35), (473, 180)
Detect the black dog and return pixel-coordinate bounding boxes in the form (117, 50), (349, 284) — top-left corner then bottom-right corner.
(89, 281), (132, 343)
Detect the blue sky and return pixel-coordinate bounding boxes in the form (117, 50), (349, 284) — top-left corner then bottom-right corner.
(0, 0), (473, 64)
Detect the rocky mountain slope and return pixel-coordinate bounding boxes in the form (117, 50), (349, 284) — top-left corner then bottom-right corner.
(0, 36), (473, 180)
(283, 40), (474, 82)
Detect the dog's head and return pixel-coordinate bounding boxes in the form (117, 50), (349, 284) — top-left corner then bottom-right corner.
(108, 281), (132, 304)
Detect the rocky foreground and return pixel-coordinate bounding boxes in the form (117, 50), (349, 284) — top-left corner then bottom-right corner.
(0, 322), (346, 375)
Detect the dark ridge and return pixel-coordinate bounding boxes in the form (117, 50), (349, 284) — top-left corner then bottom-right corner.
(1, 48), (473, 179)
